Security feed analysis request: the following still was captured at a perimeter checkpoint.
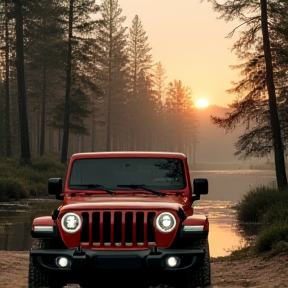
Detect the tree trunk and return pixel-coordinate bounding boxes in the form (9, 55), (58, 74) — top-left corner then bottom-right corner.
(260, 0), (287, 189)
(91, 109), (95, 151)
(14, 0), (31, 163)
(61, 0), (73, 163)
(105, 33), (112, 151)
(39, 64), (46, 156)
(5, 0), (12, 158)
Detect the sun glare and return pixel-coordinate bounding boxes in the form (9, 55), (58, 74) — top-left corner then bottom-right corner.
(195, 98), (209, 108)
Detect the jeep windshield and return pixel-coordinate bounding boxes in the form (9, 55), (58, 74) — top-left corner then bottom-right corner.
(69, 157), (186, 191)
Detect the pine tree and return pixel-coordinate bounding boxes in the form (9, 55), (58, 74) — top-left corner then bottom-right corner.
(154, 62), (167, 107)
(24, 0), (66, 156)
(165, 80), (195, 152)
(0, 0), (14, 158)
(207, 0), (288, 189)
(97, 0), (129, 151)
(59, 0), (100, 163)
(127, 15), (153, 97)
(14, 0), (31, 163)
(126, 15), (155, 150)
(153, 62), (168, 150)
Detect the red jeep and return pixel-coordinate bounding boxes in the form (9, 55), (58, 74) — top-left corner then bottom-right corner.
(29, 151), (210, 288)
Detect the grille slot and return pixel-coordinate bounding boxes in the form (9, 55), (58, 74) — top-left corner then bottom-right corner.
(125, 212), (133, 244)
(103, 212), (111, 243)
(81, 212), (89, 242)
(81, 211), (156, 247)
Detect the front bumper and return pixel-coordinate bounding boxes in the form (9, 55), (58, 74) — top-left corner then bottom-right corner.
(30, 246), (204, 272)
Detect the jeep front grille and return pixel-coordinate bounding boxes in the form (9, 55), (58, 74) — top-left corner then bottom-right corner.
(80, 211), (156, 247)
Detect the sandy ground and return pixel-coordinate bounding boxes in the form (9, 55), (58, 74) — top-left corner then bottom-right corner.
(1, 251), (288, 288)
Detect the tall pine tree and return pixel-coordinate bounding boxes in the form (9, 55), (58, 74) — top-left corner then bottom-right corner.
(25, 0), (66, 156)
(14, 0), (31, 163)
(59, 0), (100, 163)
(207, 0), (288, 189)
(97, 0), (129, 151)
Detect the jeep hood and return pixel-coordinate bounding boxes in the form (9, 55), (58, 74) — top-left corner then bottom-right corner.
(61, 194), (191, 213)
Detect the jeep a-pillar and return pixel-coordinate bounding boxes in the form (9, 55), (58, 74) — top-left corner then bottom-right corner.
(29, 151), (210, 288)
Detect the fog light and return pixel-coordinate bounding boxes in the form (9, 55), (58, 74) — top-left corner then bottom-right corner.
(56, 257), (68, 268)
(166, 256), (180, 267)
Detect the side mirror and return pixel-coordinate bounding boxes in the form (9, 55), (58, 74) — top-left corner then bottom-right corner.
(48, 178), (63, 200)
(193, 178), (208, 194)
(192, 178), (208, 202)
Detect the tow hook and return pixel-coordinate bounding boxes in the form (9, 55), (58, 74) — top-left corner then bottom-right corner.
(146, 246), (162, 268)
(150, 246), (161, 255)
(74, 244), (85, 256)
(72, 244), (86, 269)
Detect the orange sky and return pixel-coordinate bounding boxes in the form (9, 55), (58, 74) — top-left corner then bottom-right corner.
(112, 0), (241, 108)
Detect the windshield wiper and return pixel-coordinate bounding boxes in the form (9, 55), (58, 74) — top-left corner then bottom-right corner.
(117, 184), (166, 197)
(70, 184), (115, 195)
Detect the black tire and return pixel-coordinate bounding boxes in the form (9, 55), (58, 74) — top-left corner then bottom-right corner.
(28, 254), (50, 288)
(28, 239), (65, 288)
(166, 238), (211, 288)
(188, 238), (211, 288)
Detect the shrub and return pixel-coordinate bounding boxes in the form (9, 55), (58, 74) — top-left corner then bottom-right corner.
(236, 186), (288, 255)
(0, 156), (67, 201)
(235, 186), (285, 224)
(0, 178), (28, 200)
(261, 194), (288, 226)
(0, 158), (21, 179)
(235, 185), (288, 248)
(254, 224), (288, 253)
(31, 157), (67, 174)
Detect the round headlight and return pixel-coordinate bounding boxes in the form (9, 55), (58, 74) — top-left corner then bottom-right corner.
(61, 213), (82, 233)
(156, 212), (176, 233)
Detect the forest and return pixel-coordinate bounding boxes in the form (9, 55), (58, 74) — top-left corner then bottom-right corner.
(1, 0), (288, 190)
(0, 0), (198, 165)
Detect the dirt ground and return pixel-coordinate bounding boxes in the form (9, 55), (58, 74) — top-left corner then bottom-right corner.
(1, 251), (288, 288)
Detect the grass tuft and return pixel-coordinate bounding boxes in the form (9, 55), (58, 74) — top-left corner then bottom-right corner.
(254, 224), (288, 253)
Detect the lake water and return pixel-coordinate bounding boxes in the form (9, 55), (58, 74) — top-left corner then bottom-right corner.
(0, 169), (276, 258)
(190, 169), (276, 201)
(192, 168), (276, 256)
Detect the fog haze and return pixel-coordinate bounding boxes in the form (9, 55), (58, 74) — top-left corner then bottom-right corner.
(193, 106), (264, 170)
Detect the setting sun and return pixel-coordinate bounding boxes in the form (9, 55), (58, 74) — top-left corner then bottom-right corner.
(195, 98), (210, 108)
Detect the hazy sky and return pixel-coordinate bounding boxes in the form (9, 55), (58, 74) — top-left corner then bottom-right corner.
(112, 0), (241, 108)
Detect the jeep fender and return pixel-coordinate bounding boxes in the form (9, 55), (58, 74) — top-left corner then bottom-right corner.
(180, 214), (209, 238)
(31, 216), (58, 238)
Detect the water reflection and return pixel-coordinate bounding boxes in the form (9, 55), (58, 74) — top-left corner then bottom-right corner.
(209, 222), (246, 257)
(194, 200), (247, 257)
(0, 198), (246, 257)
(191, 169), (276, 202)
(0, 199), (59, 251)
